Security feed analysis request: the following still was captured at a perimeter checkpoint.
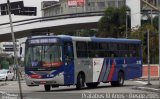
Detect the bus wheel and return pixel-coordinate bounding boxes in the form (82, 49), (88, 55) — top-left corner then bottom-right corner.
(76, 73), (85, 90)
(44, 85), (51, 91)
(86, 82), (99, 88)
(111, 72), (124, 87)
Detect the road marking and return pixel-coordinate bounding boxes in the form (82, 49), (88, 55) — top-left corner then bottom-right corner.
(134, 81), (148, 85)
(83, 91), (92, 93)
(138, 87), (160, 91)
(8, 82), (17, 86)
(0, 91), (18, 99)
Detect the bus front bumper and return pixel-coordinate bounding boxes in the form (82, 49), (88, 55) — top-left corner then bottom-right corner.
(25, 73), (64, 86)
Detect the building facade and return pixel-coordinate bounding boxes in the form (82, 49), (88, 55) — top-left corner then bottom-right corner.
(42, 0), (125, 17)
(0, 41), (20, 57)
(0, 1), (37, 16)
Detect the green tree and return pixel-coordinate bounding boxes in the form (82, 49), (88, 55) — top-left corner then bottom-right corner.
(141, 15), (158, 30)
(98, 7), (128, 38)
(153, 16), (158, 30)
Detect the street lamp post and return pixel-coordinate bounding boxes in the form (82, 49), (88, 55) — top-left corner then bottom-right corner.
(7, 0), (23, 99)
(147, 29), (151, 85)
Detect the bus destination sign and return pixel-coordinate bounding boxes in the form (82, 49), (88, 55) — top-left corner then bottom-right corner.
(29, 38), (59, 44)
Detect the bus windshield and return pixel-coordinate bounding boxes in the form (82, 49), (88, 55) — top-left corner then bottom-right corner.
(25, 44), (62, 68)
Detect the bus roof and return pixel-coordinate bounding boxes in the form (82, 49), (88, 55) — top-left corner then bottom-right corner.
(27, 35), (141, 44)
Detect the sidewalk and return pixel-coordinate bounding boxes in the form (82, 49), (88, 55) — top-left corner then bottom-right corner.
(134, 80), (160, 93)
(140, 76), (159, 81)
(132, 76), (159, 81)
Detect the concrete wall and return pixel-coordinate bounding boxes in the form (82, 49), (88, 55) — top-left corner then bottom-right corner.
(142, 64), (159, 78)
(42, 0), (125, 17)
(0, 15), (37, 24)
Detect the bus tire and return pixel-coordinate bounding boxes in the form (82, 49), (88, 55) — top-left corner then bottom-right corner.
(111, 71), (124, 87)
(44, 85), (51, 91)
(86, 82), (99, 88)
(76, 73), (85, 90)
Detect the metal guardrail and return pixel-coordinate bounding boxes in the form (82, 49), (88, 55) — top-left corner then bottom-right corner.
(0, 11), (104, 28)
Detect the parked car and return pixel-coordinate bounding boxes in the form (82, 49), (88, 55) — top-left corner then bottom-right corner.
(0, 69), (14, 81)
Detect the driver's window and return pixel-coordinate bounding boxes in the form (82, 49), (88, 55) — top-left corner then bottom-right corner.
(64, 42), (73, 60)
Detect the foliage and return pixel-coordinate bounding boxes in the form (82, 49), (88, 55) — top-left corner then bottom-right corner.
(141, 15), (158, 30)
(153, 16), (158, 30)
(98, 7), (128, 38)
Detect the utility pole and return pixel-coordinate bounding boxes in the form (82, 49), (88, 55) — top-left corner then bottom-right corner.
(147, 30), (151, 85)
(151, 8), (153, 25)
(7, 0), (23, 99)
(158, 0), (160, 88)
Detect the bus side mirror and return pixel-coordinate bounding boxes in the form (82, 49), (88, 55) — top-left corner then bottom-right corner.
(20, 47), (22, 55)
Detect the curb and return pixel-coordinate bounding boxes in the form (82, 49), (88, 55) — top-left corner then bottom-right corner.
(133, 86), (160, 93)
(132, 77), (159, 81)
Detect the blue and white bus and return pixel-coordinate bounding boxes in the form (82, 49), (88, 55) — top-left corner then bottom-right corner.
(24, 35), (142, 91)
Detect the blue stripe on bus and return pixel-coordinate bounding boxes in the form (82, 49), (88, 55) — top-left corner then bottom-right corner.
(50, 66), (64, 77)
(103, 59), (111, 82)
(96, 58), (142, 82)
(98, 59), (106, 82)
(64, 61), (74, 85)
(110, 58), (142, 81)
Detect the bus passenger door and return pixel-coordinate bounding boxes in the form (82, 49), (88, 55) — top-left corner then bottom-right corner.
(64, 43), (74, 85)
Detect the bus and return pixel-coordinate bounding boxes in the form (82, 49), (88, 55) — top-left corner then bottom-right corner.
(24, 35), (142, 91)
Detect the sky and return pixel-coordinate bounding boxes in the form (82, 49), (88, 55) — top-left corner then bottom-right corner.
(0, 0), (59, 17)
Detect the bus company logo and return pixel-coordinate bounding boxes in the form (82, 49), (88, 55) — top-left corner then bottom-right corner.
(50, 74), (54, 77)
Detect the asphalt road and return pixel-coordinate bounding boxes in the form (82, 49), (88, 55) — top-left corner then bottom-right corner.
(0, 80), (159, 99)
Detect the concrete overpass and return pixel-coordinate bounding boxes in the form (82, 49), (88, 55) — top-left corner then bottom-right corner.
(0, 12), (103, 42)
(0, 4), (159, 42)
